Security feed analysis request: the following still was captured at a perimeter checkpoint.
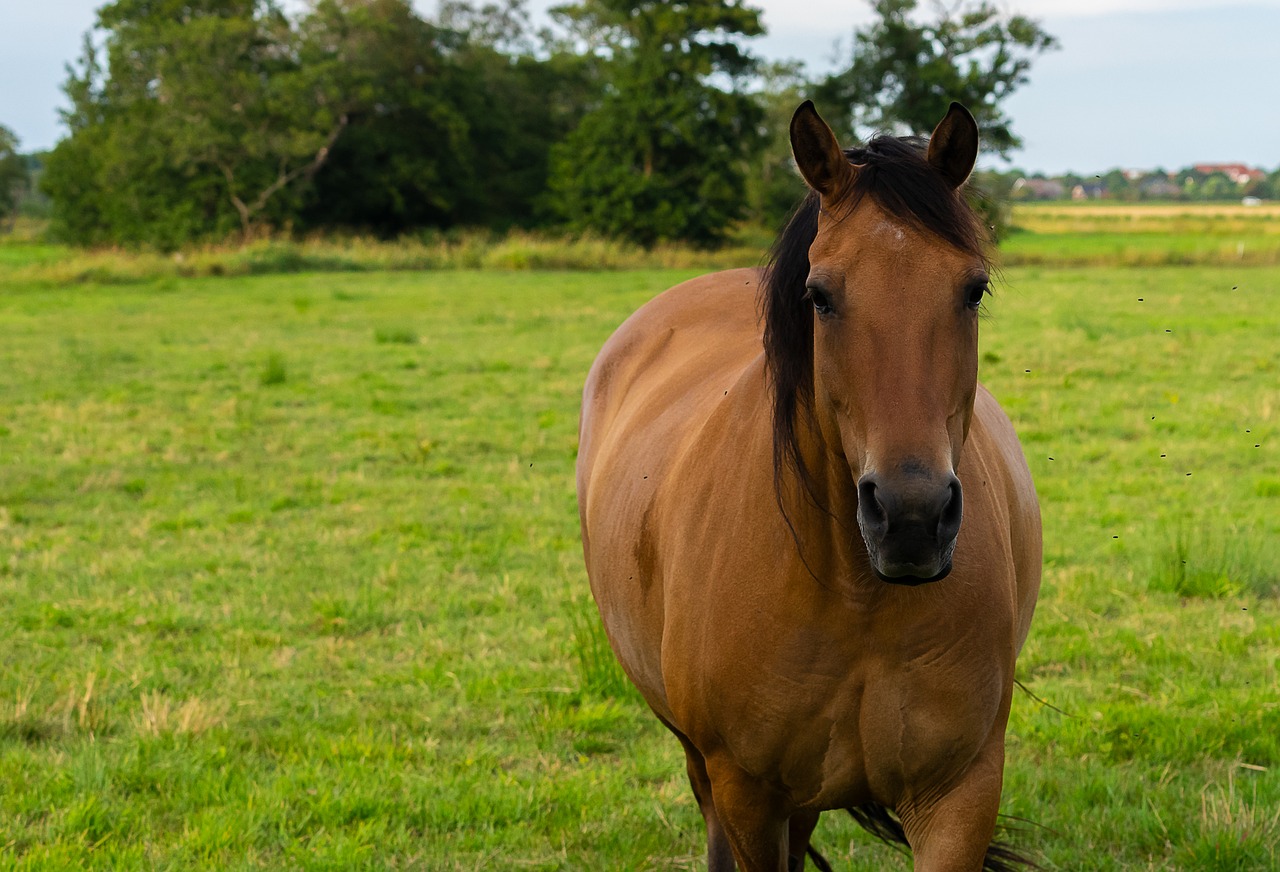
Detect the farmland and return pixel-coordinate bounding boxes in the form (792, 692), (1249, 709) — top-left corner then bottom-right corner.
(1, 207), (1278, 869)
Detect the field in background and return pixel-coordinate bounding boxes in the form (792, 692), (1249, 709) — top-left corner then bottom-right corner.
(4, 201), (1280, 287)
(1004, 200), (1280, 266)
(1, 210), (1278, 868)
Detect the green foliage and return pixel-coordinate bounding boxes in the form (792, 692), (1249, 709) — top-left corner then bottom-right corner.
(816, 0), (1057, 158)
(969, 168), (1017, 240)
(290, 0), (472, 234)
(296, 0), (591, 235)
(0, 124), (27, 226)
(153, 2), (351, 239)
(35, 0), (1061, 248)
(42, 0), (592, 246)
(547, 0), (766, 246)
(744, 61), (811, 231)
(42, 2), (307, 246)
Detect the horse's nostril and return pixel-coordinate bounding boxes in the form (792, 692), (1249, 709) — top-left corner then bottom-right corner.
(857, 476), (888, 540)
(938, 477), (963, 543)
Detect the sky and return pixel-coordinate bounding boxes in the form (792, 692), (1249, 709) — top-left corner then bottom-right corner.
(2, 0), (1278, 175)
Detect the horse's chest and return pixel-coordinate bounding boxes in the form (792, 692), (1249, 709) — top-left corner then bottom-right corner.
(703, 642), (1009, 810)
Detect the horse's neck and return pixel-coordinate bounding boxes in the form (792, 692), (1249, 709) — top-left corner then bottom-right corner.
(777, 414), (864, 559)
(789, 404), (858, 508)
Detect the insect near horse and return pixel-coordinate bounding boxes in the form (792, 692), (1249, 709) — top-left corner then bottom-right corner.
(576, 101), (1042, 871)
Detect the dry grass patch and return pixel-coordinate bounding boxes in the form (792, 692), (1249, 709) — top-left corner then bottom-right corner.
(134, 692), (228, 738)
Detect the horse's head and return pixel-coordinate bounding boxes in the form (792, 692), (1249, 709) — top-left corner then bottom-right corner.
(768, 101), (989, 585)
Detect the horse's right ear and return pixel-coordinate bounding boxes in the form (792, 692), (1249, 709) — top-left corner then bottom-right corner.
(790, 101), (854, 199)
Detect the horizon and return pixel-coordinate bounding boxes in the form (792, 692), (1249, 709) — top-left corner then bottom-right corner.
(2, 1), (1279, 176)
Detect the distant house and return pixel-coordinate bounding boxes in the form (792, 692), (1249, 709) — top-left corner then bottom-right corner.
(1012, 177), (1065, 200)
(1140, 178), (1182, 198)
(1193, 163), (1266, 184)
(1072, 183), (1104, 200)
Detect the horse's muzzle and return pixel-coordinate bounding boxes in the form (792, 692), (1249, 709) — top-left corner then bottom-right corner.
(856, 468), (962, 584)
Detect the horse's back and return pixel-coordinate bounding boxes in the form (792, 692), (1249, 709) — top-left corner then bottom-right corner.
(578, 267), (762, 482)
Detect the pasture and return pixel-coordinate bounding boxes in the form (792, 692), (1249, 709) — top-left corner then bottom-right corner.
(1004, 200), (1280, 266)
(0, 229), (1278, 868)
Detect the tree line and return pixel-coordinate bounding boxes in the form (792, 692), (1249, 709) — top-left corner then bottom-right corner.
(7, 0), (1058, 248)
(1007, 167), (1280, 203)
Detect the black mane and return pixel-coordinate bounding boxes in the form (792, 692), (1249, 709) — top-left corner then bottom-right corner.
(760, 133), (989, 500)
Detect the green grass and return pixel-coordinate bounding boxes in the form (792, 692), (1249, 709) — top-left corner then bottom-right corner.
(1004, 201), (1280, 266)
(0, 258), (1277, 869)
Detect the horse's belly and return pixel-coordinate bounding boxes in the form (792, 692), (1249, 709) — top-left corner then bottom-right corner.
(578, 269), (767, 717)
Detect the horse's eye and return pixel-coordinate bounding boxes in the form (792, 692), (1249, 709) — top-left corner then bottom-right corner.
(807, 287), (834, 317)
(965, 282), (988, 310)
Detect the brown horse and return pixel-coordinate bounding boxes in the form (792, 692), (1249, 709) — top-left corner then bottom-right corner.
(576, 101), (1042, 871)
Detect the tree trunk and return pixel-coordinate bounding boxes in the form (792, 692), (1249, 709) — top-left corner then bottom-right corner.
(216, 113), (349, 243)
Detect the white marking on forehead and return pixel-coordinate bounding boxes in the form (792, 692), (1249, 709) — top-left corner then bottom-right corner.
(866, 216), (912, 256)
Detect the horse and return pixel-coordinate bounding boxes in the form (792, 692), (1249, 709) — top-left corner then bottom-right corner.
(576, 101), (1042, 872)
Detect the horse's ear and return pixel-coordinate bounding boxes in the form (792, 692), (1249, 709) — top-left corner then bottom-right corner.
(927, 102), (979, 188)
(790, 101), (854, 199)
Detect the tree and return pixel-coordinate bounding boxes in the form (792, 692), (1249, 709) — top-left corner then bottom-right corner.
(1100, 169), (1132, 201)
(745, 61), (811, 230)
(547, 0), (766, 247)
(142, 1), (355, 240)
(43, 1), (317, 245)
(0, 125), (27, 229)
(1199, 172), (1237, 202)
(816, 0), (1057, 159)
(292, 0), (470, 234)
(44, 0), (596, 243)
(1268, 168), (1280, 199)
(295, 0), (594, 235)
(44, 0), (386, 245)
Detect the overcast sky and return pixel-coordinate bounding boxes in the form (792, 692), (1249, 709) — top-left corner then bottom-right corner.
(2, 0), (1278, 174)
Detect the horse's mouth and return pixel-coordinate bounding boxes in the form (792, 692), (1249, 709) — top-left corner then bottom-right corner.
(863, 532), (958, 586)
(872, 560), (953, 585)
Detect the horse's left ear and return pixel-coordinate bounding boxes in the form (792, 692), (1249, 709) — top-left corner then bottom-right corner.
(927, 102), (979, 188)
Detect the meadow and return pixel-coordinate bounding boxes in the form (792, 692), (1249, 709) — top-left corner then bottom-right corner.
(1004, 200), (1280, 266)
(0, 206), (1278, 869)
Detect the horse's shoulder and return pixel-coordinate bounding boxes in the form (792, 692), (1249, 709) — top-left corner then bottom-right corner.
(627, 266), (762, 330)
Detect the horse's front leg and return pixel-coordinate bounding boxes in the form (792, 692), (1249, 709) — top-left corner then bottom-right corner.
(897, 738), (1007, 872)
(704, 755), (792, 872)
(672, 733), (735, 872)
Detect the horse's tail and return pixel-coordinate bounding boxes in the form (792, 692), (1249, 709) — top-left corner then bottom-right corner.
(844, 802), (1040, 872)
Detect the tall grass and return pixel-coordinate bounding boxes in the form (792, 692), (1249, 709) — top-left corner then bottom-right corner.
(1, 230), (762, 285)
(569, 601), (639, 703)
(7, 201), (1280, 286)
(1149, 521), (1280, 598)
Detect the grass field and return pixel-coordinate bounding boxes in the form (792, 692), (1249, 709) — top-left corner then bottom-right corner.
(1, 219), (1278, 869)
(1003, 201), (1280, 266)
